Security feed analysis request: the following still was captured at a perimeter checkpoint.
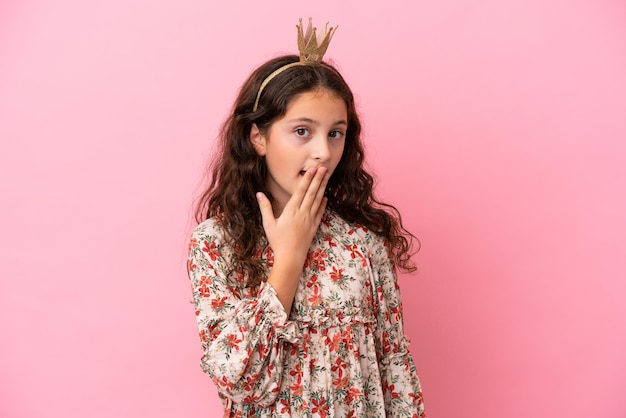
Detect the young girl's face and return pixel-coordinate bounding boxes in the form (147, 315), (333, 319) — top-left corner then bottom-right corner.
(251, 88), (347, 214)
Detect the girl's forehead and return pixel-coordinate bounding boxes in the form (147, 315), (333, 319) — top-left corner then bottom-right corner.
(284, 89), (346, 114)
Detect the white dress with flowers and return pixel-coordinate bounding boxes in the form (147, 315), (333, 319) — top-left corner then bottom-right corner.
(188, 210), (425, 417)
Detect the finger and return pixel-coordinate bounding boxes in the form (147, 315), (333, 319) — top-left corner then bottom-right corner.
(309, 171), (330, 215)
(256, 192), (275, 230)
(300, 167), (327, 210)
(313, 197), (328, 225)
(285, 167), (318, 209)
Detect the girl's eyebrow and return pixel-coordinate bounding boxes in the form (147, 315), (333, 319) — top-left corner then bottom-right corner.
(287, 117), (348, 126)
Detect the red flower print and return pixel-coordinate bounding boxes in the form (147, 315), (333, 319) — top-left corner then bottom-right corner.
(329, 266), (344, 283)
(410, 391), (424, 406)
(197, 285), (210, 298)
(279, 398), (291, 414)
(257, 343), (269, 358)
(342, 328), (354, 351)
(290, 363), (303, 382)
(197, 276), (212, 298)
(377, 285), (385, 301)
(211, 296), (227, 309)
(289, 343), (299, 356)
(254, 309), (264, 325)
(242, 374), (259, 392)
(391, 305), (401, 321)
(311, 396), (329, 418)
(336, 310), (344, 323)
(242, 348), (251, 368)
(214, 375), (234, 391)
(346, 387), (361, 403)
(328, 332), (341, 353)
(323, 233), (337, 247)
(188, 237), (198, 252)
(243, 394), (260, 404)
(306, 248), (328, 271)
(331, 357), (346, 374)
(308, 289), (322, 307)
(388, 384), (400, 399)
(227, 333), (242, 350)
(345, 244), (367, 266)
(202, 240), (219, 261)
(290, 381), (303, 396)
(306, 274), (319, 288)
(383, 310), (391, 323)
(333, 375), (348, 390)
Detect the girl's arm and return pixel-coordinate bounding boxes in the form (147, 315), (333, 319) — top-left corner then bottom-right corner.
(257, 166), (329, 313)
(370, 235), (426, 417)
(188, 222), (298, 407)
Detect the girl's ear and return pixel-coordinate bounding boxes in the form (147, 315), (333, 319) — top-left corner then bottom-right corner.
(249, 123), (267, 156)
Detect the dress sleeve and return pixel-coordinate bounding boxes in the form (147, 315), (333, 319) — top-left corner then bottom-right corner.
(369, 235), (426, 417)
(187, 220), (299, 407)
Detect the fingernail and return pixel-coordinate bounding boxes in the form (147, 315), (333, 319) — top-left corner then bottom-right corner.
(256, 192), (263, 201)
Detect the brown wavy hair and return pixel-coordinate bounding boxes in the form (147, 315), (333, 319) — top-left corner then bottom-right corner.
(195, 55), (419, 285)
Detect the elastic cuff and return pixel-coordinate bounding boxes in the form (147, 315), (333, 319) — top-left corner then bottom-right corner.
(261, 282), (299, 344)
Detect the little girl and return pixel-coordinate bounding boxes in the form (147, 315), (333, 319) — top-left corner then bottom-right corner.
(188, 19), (425, 417)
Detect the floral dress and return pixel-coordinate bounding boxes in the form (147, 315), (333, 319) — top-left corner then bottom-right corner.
(188, 210), (425, 417)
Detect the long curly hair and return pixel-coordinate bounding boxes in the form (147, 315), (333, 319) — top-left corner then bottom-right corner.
(195, 55), (419, 286)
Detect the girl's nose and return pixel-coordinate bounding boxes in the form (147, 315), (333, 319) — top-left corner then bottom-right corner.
(311, 135), (331, 162)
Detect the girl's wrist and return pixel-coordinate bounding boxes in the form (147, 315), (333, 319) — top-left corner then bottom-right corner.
(272, 248), (307, 268)
(270, 254), (305, 276)
(266, 259), (303, 313)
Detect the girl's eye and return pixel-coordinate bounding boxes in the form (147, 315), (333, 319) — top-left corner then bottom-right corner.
(329, 130), (345, 140)
(294, 128), (310, 137)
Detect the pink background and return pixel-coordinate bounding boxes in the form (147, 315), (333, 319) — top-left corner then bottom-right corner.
(1, 0), (625, 417)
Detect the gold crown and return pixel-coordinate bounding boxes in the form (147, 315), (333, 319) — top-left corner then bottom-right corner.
(297, 18), (337, 64)
(253, 18), (338, 111)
